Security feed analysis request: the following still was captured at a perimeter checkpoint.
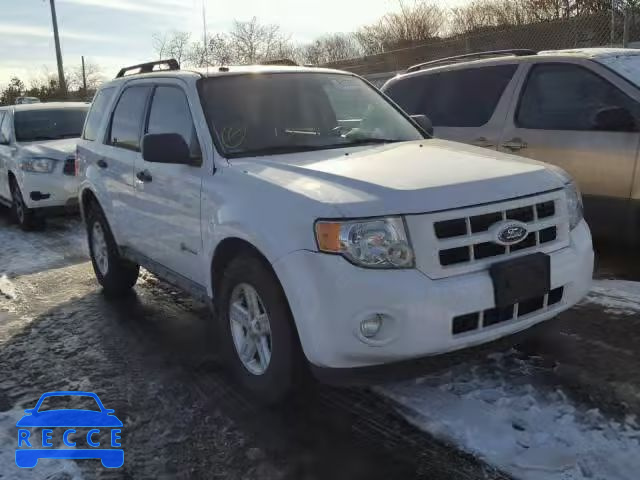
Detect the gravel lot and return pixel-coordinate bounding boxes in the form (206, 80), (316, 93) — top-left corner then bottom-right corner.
(1, 210), (639, 479)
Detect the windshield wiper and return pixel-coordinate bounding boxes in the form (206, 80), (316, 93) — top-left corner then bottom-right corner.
(227, 144), (332, 157)
(340, 138), (401, 145)
(22, 135), (56, 141)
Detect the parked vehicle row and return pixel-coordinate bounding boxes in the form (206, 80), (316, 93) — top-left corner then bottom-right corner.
(71, 59), (593, 402)
(382, 48), (640, 244)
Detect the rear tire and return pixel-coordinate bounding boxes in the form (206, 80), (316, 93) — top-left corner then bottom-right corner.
(10, 178), (40, 231)
(216, 253), (302, 404)
(86, 203), (139, 297)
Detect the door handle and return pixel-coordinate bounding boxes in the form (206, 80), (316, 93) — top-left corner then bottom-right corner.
(501, 138), (528, 151)
(96, 158), (108, 169)
(472, 137), (495, 148)
(136, 170), (152, 183)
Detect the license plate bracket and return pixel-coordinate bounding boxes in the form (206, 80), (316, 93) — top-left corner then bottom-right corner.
(489, 253), (550, 308)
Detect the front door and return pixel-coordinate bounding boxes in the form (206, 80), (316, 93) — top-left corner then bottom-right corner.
(130, 82), (205, 285)
(499, 61), (640, 239)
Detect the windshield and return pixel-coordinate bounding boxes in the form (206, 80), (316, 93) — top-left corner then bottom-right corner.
(598, 54), (640, 87)
(198, 73), (424, 158)
(15, 107), (88, 142)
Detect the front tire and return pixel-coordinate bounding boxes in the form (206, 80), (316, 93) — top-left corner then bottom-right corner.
(216, 254), (302, 403)
(10, 178), (40, 230)
(87, 204), (139, 296)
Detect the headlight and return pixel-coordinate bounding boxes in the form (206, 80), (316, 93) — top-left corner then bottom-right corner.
(20, 157), (57, 173)
(564, 181), (583, 230)
(315, 217), (414, 269)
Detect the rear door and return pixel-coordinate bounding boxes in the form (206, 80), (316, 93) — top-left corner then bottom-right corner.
(384, 64), (520, 149)
(99, 84), (153, 245)
(499, 60), (640, 236)
(129, 80), (205, 285)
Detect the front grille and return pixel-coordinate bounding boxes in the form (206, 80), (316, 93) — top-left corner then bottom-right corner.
(435, 199), (560, 266)
(63, 156), (76, 176)
(452, 286), (564, 335)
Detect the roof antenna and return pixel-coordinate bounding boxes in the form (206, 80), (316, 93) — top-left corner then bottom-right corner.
(202, 0), (209, 75)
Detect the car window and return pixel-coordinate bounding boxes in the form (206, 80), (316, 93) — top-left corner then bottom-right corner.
(84, 87), (116, 141)
(0, 112), (5, 143)
(516, 63), (639, 131)
(384, 65), (517, 127)
(199, 73), (423, 158)
(14, 108), (88, 142)
(0, 112), (12, 144)
(146, 86), (201, 162)
(109, 85), (152, 151)
(38, 395), (101, 412)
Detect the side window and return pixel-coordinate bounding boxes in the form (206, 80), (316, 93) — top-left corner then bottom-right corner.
(109, 85), (151, 151)
(386, 65), (517, 127)
(426, 65), (518, 127)
(516, 63), (639, 131)
(146, 86), (201, 162)
(384, 76), (426, 116)
(83, 87), (116, 141)
(0, 112), (12, 144)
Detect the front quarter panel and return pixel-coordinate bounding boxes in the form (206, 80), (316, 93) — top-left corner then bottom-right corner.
(201, 165), (342, 297)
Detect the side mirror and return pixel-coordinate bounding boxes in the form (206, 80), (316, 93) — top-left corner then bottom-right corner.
(592, 106), (637, 132)
(411, 114), (434, 137)
(142, 133), (194, 165)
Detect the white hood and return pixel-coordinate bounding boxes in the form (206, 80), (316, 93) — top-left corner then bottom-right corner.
(233, 139), (566, 217)
(19, 138), (78, 160)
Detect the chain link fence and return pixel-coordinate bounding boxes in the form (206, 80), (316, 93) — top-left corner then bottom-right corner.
(325, 8), (640, 87)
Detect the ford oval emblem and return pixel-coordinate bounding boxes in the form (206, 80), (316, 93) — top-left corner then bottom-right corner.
(492, 221), (529, 246)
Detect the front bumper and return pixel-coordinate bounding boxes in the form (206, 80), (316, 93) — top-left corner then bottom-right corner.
(273, 220), (593, 370)
(18, 170), (79, 210)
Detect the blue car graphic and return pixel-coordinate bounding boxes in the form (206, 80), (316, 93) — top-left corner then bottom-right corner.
(16, 391), (123, 468)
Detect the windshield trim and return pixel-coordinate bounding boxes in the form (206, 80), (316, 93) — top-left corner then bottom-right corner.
(196, 72), (427, 160)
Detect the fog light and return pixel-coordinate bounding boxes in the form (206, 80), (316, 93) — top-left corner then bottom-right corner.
(360, 315), (383, 338)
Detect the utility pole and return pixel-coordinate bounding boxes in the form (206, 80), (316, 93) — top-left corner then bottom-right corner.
(48, 0), (67, 96)
(81, 55), (87, 93)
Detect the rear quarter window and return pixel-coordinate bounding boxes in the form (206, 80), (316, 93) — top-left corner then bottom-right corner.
(83, 87), (116, 141)
(385, 65), (518, 127)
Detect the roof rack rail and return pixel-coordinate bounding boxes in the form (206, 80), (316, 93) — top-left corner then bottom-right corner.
(259, 58), (298, 66)
(116, 59), (180, 78)
(406, 49), (537, 73)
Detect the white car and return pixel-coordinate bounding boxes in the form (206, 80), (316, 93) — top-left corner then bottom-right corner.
(78, 60), (594, 402)
(0, 102), (89, 229)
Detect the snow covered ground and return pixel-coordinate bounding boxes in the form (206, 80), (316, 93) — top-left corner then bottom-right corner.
(379, 280), (640, 480)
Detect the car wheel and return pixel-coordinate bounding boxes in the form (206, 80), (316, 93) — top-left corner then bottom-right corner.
(217, 253), (303, 404)
(87, 204), (139, 296)
(10, 178), (40, 231)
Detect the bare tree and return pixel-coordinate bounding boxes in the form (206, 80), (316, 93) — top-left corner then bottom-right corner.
(230, 17), (288, 64)
(301, 33), (361, 64)
(67, 60), (105, 92)
(355, 1), (447, 54)
(152, 31), (191, 65)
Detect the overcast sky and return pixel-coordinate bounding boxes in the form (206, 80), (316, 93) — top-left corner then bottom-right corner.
(0, 0), (467, 87)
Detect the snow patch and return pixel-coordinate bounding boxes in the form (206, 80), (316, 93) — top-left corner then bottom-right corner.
(583, 280), (640, 315)
(379, 350), (640, 480)
(0, 274), (17, 300)
(0, 407), (84, 479)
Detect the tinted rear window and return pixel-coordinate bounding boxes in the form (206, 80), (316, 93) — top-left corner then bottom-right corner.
(385, 65), (517, 127)
(14, 107), (88, 142)
(109, 86), (152, 151)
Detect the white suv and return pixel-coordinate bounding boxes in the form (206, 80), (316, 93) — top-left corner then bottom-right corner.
(78, 60), (594, 401)
(0, 102), (89, 229)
